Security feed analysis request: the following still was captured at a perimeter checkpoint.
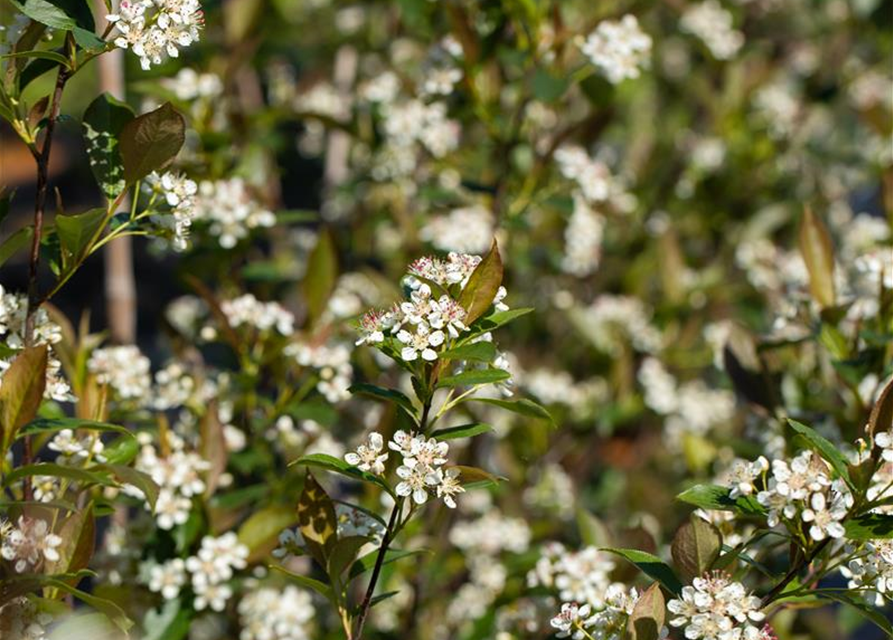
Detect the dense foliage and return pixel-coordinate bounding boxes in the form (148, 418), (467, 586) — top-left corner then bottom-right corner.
(0, 0), (891, 639)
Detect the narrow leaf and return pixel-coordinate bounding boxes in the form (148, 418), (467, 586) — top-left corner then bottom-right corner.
(603, 548), (683, 595)
(798, 207), (836, 308)
(457, 238), (503, 324)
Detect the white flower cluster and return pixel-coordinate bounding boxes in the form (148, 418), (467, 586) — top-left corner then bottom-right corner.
(238, 585), (315, 640)
(574, 295), (662, 356)
(0, 516), (63, 573)
(555, 146), (628, 205)
(638, 357), (736, 446)
(355, 253), (506, 369)
(578, 15), (652, 84)
(723, 451), (854, 542)
(527, 543), (616, 609)
(130, 431), (211, 529)
(551, 585), (658, 640)
(562, 194), (605, 277)
(384, 430), (464, 507)
(0, 285), (73, 402)
(372, 99), (460, 179)
(843, 539), (893, 606)
(48, 428), (106, 466)
(680, 1), (745, 60)
(295, 82), (351, 122)
(147, 171), (198, 251)
(107, 0), (203, 71)
(284, 340), (353, 403)
(88, 345), (152, 401)
(419, 205), (495, 255)
(446, 509), (531, 622)
(146, 533), (248, 612)
(152, 360), (200, 410)
(667, 572), (773, 640)
(218, 293), (295, 336)
(193, 178), (276, 248)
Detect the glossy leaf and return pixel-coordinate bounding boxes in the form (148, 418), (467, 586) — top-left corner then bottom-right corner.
(55, 208), (107, 269)
(297, 472), (338, 566)
(291, 453), (395, 497)
(437, 341), (497, 362)
(82, 93), (135, 199)
(625, 582), (666, 640)
(676, 484), (766, 516)
(0, 344), (48, 453)
(436, 368), (510, 388)
(603, 548), (683, 595)
(788, 419), (853, 490)
(457, 238), (503, 324)
(844, 514), (893, 540)
(431, 423), (492, 440)
(798, 207), (836, 308)
(119, 102), (186, 183)
(671, 516), (722, 582)
(18, 417), (133, 439)
(467, 396), (555, 424)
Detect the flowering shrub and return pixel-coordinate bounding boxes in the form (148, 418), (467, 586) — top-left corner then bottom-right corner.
(0, 0), (891, 639)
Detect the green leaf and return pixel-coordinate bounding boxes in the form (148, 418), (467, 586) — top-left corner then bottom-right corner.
(119, 102), (185, 183)
(0, 49), (69, 64)
(82, 93), (135, 199)
(431, 423), (492, 440)
(237, 505), (297, 563)
(71, 26), (104, 50)
(56, 207), (107, 269)
(291, 453), (395, 497)
(328, 535), (370, 580)
(475, 307), (533, 332)
(868, 376), (893, 438)
(349, 383), (416, 417)
(437, 341), (497, 362)
(270, 564), (334, 601)
(457, 238), (503, 325)
(532, 67), (569, 103)
(46, 502), (95, 575)
(436, 368), (510, 389)
(788, 419), (853, 490)
(20, 57), (60, 89)
(9, 0), (76, 29)
(18, 417), (134, 439)
(0, 345), (48, 454)
(297, 472), (338, 567)
(2, 462), (115, 489)
(602, 548), (683, 595)
(454, 465), (505, 489)
(671, 516), (722, 582)
(97, 463), (159, 511)
(844, 514), (893, 540)
(0, 226), (35, 267)
(676, 484), (766, 516)
(303, 229), (337, 324)
(625, 582), (666, 640)
(798, 207), (836, 308)
(42, 578), (133, 632)
(467, 396), (555, 424)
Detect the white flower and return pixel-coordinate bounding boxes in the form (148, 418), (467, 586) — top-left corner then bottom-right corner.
(344, 432), (389, 474)
(801, 490), (848, 541)
(433, 467), (464, 508)
(550, 602), (593, 639)
(578, 15), (652, 84)
(193, 178), (275, 248)
(193, 581), (232, 612)
(238, 585), (315, 640)
(0, 517), (63, 573)
(395, 461), (438, 505)
(680, 1), (744, 60)
(396, 322), (444, 362)
(88, 345), (152, 401)
(219, 294), (294, 335)
(875, 431), (893, 462)
(154, 489), (192, 530)
(148, 558), (187, 600)
(668, 572), (768, 640)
